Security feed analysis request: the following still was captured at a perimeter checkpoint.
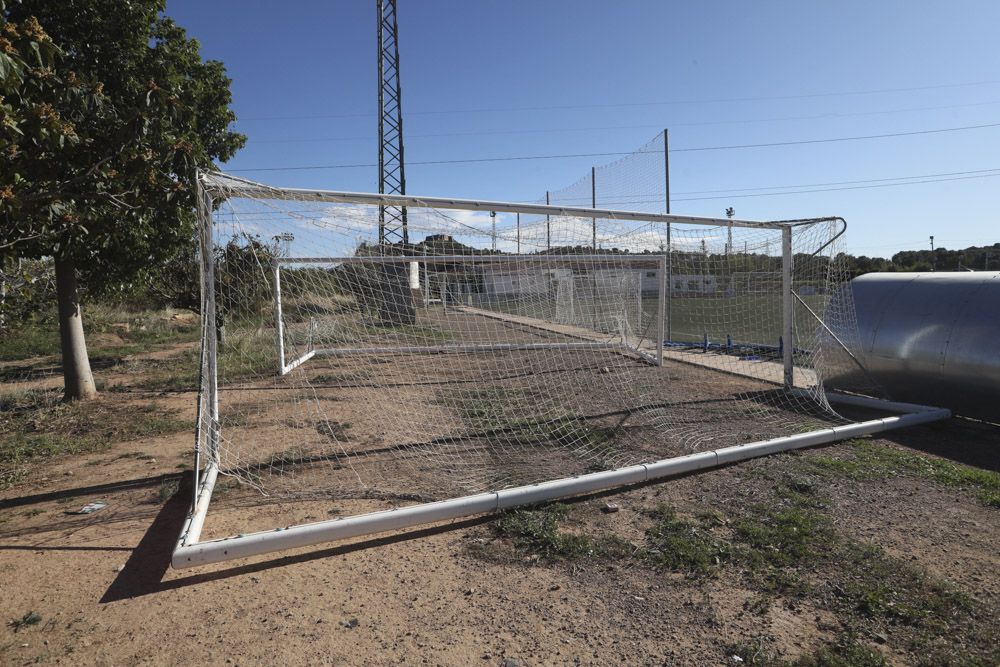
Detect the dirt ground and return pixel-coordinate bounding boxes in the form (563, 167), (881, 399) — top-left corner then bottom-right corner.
(1, 329), (998, 665)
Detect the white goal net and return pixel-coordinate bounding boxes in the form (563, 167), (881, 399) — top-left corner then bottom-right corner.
(173, 170), (936, 568)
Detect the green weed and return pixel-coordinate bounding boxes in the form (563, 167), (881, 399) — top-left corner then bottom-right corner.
(8, 611), (42, 632)
(806, 440), (1000, 508)
(644, 506), (731, 575)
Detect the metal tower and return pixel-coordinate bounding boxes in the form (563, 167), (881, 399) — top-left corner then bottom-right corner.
(377, 0), (408, 246)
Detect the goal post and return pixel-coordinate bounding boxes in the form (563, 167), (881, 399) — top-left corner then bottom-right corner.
(173, 170), (948, 569)
(271, 253), (667, 371)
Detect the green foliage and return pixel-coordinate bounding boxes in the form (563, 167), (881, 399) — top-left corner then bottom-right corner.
(8, 611), (42, 632)
(795, 636), (888, 667)
(734, 500), (834, 568)
(131, 331), (275, 392)
(494, 504), (633, 561)
(1, 0), (244, 293)
(836, 243), (1000, 278)
(644, 505), (731, 575)
(805, 440), (1000, 508)
(726, 634), (888, 667)
(216, 233), (278, 321)
(0, 257), (54, 330)
(0, 303), (198, 361)
(837, 542), (973, 627)
(0, 388), (188, 490)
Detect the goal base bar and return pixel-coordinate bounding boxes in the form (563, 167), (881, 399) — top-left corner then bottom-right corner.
(279, 342), (657, 376)
(171, 396), (949, 569)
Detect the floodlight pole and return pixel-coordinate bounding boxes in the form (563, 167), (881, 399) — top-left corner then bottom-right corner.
(272, 262), (286, 374)
(781, 226), (794, 389)
(516, 213), (520, 254)
(546, 191), (551, 250)
(663, 129), (672, 343)
(490, 210), (497, 252)
(591, 166), (597, 250)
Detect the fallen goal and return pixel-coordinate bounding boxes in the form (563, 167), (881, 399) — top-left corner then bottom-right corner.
(172, 171), (949, 568)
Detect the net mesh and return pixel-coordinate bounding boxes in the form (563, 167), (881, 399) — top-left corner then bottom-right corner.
(193, 168), (864, 523)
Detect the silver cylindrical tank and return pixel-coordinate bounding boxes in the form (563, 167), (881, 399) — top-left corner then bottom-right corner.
(826, 271), (1000, 422)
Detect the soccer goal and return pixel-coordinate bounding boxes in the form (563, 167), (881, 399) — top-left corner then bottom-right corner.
(172, 171), (950, 568)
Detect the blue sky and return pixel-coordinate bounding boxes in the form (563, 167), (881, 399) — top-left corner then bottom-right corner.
(168, 0), (1000, 256)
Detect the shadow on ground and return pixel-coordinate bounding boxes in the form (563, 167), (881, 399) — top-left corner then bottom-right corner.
(99, 475), (493, 602)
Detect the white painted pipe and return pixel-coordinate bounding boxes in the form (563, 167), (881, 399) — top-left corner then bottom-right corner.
(171, 405), (949, 569)
(312, 342), (619, 356)
(822, 391), (942, 415)
(176, 462), (219, 551)
(281, 349), (316, 375)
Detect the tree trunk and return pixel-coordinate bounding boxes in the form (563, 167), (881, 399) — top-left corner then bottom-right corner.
(55, 258), (97, 401)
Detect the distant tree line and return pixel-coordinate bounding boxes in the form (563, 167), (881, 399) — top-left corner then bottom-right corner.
(836, 243), (1000, 278)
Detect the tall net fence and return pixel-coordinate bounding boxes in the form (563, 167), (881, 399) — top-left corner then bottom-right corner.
(190, 171), (866, 535)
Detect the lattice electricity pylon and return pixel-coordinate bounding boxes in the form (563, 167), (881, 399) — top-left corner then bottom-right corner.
(377, 0), (408, 246)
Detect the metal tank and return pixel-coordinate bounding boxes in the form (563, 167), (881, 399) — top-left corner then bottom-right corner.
(825, 271), (1000, 422)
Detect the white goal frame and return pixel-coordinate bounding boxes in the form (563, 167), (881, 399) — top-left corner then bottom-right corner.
(172, 172), (951, 569)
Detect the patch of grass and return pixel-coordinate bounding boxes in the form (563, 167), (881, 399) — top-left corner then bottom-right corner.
(795, 634), (888, 667)
(8, 611), (42, 632)
(836, 542), (973, 628)
(133, 332), (276, 391)
(389, 323), (451, 345)
(0, 321), (60, 360)
(726, 636), (777, 667)
(454, 387), (617, 467)
(644, 505), (731, 575)
(494, 504), (633, 562)
(727, 633), (887, 667)
(456, 386), (540, 432)
(211, 477), (241, 496)
(0, 306), (199, 363)
(805, 440), (1000, 508)
(317, 420), (352, 440)
(0, 390), (189, 491)
(157, 479), (180, 502)
(734, 495), (834, 568)
(732, 483), (975, 631)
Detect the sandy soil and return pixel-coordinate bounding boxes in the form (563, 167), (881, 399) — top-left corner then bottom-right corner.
(1, 312), (998, 665)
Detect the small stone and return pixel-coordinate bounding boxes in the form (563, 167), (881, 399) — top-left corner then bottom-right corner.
(114, 564), (124, 573)
(340, 618), (359, 629)
(601, 502), (620, 514)
(873, 632), (888, 644)
(548, 584), (560, 592)
(600, 366), (611, 374)
(502, 659), (521, 667)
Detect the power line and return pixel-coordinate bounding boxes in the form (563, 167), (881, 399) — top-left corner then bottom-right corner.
(236, 79), (1000, 121)
(246, 99), (1000, 145)
(227, 121), (1000, 172)
(550, 171), (1000, 206)
(671, 172), (1000, 202)
(618, 167), (1000, 198)
(205, 167), (1000, 217)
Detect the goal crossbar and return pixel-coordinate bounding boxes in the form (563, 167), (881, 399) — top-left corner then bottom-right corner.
(202, 171), (844, 232)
